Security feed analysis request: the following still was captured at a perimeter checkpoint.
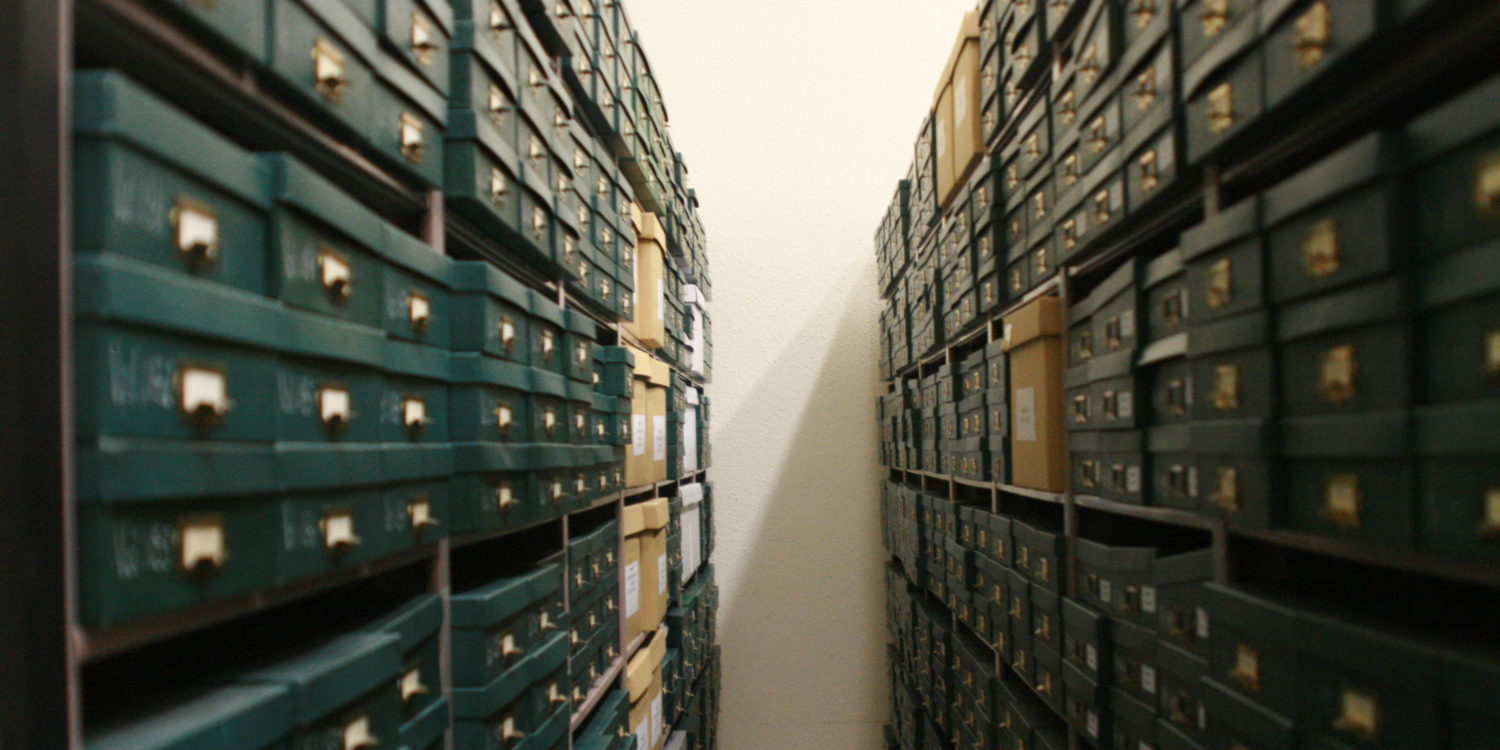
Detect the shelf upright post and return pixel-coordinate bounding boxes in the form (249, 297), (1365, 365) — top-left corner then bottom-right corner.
(0, 0), (77, 747)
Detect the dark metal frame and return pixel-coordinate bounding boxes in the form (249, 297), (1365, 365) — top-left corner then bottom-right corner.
(0, 0), (77, 746)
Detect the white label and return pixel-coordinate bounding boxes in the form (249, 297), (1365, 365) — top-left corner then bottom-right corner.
(1142, 586), (1157, 614)
(653, 415), (667, 462)
(625, 562), (641, 617)
(1141, 664), (1157, 695)
(1119, 391), (1134, 418)
(1087, 711), (1099, 738)
(635, 716), (650, 750)
(657, 278), (666, 321)
(1099, 579), (1113, 604)
(658, 553), (668, 594)
(633, 415), (648, 457)
(1015, 387), (1037, 442)
(1140, 742), (1154, 750)
(651, 694), (665, 747)
(180, 366), (230, 417)
(1121, 310), (1136, 339)
(1188, 466), (1200, 498)
(1197, 703), (1208, 729)
(1086, 644), (1098, 672)
(1196, 608), (1211, 640)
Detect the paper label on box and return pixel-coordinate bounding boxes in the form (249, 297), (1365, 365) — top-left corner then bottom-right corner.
(635, 716), (650, 750)
(1196, 608), (1211, 640)
(651, 694), (665, 745)
(1086, 644), (1098, 672)
(1099, 579), (1112, 604)
(625, 561), (641, 617)
(633, 415), (648, 457)
(1122, 310), (1136, 339)
(1141, 664), (1157, 694)
(658, 553), (668, 594)
(653, 416), (667, 461)
(1015, 387), (1037, 442)
(1127, 466), (1141, 493)
(1142, 585), (1157, 614)
(1119, 391), (1134, 418)
(954, 73), (970, 122)
(1188, 467), (1200, 498)
(657, 278), (665, 321)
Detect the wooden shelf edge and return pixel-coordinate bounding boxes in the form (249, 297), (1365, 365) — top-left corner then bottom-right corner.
(569, 654), (626, 732)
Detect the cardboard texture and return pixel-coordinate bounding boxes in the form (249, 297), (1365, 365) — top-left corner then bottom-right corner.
(627, 631), (667, 750)
(628, 377), (652, 487)
(1006, 296), (1067, 491)
(640, 498), (671, 629)
(628, 211), (668, 348)
(934, 10), (983, 208)
(624, 504), (646, 643)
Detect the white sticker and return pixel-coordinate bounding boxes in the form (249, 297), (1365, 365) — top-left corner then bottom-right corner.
(658, 553), (668, 594)
(1119, 391), (1134, 418)
(1196, 608), (1211, 640)
(651, 693), (665, 746)
(1099, 579), (1113, 604)
(1197, 702), (1208, 729)
(633, 415), (648, 457)
(1188, 467), (1200, 498)
(653, 415), (667, 462)
(1127, 466), (1142, 493)
(1121, 310), (1136, 339)
(1142, 586), (1157, 614)
(625, 562), (641, 618)
(1141, 664), (1157, 695)
(1086, 644), (1098, 672)
(1015, 387), (1037, 442)
(1087, 711), (1099, 738)
(635, 716), (650, 750)
(657, 278), (666, 321)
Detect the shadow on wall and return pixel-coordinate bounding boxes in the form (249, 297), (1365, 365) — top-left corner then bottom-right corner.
(713, 261), (889, 750)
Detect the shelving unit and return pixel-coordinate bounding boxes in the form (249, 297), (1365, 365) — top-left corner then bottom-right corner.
(1, 0), (719, 747)
(877, 3), (1500, 749)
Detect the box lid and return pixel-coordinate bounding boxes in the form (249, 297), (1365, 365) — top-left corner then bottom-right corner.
(1151, 548), (1213, 585)
(236, 632), (402, 724)
(1263, 132), (1400, 227)
(529, 289), (568, 326)
(264, 154), (386, 259)
(1003, 295), (1064, 350)
(448, 260), (531, 306)
(1075, 538), (1157, 572)
(73, 71), (270, 210)
(640, 497), (670, 530)
(1187, 311), (1267, 357)
(1406, 70), (1500, 164)
(87, 684), (292, 750)
(363, 594), (443, 653)
(1282, 410), (1409, 458)
(623, 504), (647, 536)
(1205, 583), (1299, 638)
(1191, 418), (1273, 455)
(1201, 677), (1295, 746)
(1144, 248), (1185, 289)
(1416, 241), (1500, 312)
(450, 564), (561, 627)
(1415, 398), (1500, 456)
(1181, 199), (1258, 263)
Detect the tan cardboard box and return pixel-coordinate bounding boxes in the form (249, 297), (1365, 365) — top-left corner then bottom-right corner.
(648, 383), (668, 483)
(934, 83), (953, 210)
(627, 212), (667, 348)
(1005, 295), (1067, 492)
(626, 630), (667, 750)
(933, 10), (982, 208)
(627, 374), (651, 488)
(623, 503), (646, 643)
(630, 351), (671, 485)
(638, 497), (671, 629)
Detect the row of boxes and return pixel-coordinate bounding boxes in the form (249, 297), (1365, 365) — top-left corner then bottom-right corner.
(88, 594), (448, 750)
(878, 0), (1452, 380)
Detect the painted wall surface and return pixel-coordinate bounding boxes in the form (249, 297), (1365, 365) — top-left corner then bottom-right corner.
(621, 3), (979, 748)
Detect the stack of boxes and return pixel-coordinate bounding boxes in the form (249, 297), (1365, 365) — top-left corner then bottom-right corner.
(70, 0), (718, 746)
(879, 2), (1500, 748)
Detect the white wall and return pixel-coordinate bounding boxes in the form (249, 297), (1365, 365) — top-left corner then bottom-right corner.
(621, 3), (978, 748)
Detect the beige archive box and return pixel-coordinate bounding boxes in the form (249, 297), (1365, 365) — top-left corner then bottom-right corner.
(639, 497), (671, 630)
(623, 503), (646, 643)
(626, 630), (668, 750)
(626, 208), (668, 349)
(1005, 295), (1067, 492)
(629, 347), (671, 485)
(934, 9), (982, 208)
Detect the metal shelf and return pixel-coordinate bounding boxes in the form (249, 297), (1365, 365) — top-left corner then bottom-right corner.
(569, 654), (626, 732)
